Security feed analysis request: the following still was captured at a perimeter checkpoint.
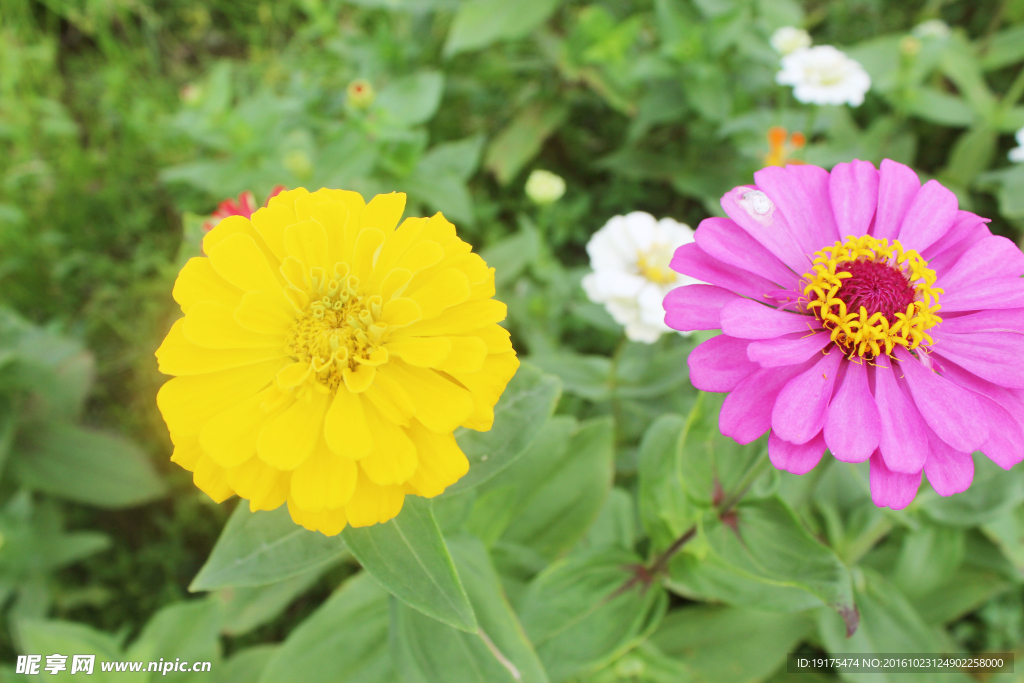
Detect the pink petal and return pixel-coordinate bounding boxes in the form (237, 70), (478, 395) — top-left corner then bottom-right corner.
(935, 356), (1024, 433)
(769, 430), (826, 475)
(720, 185), (811, 273)
(719, 360), (815, 445)
(929, 331), (1024, 389)
(869, 449), (921, 510)
(688, 335), (760, 392)
(974, 394), (1024, 470)
(873, 357), (929, 473)
(771, 348), (843, 445)
(895, 347), (989, 454)
(939, 277), (1024, 312)
(720, 299), (819, 339)
(937, 309), (1024, 335)
(938, 236), (1024, 291)
(923, 432), (974, 497)
(829, 159), (879, 239)
(663, 284), (743, 331)
(872, 159), (921, 241)
(747, 331), (832, 368)
(823, 360), (880, 463)
(922, 210), (990, 262)
(754, 165), (839, 257)
(669, 242), (779, 300)
(695, 217), (799, 287)
(897, 179), (959, 253)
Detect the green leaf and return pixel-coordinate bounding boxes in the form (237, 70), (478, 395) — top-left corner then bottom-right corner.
(672, 496), (858, 634)
(980, 24), (1024, 70)
(920, 453), (1024, 527)
(259, 573), (393, 683)
(940, 126), (997, 188)
(652, 605), (813, 683)
(983, 503), (1024, 571)
(444, 0), (561, 56)
(450, 362), (561, 493)
(218, 564), (332, 637)
(638, 415), (699, 552)
(484, 103), (568, 185)
(904, 88), (976, 127)
(11, 423), (165, 508)
(519, 547), (667, 683)
(817, 570), (971, 683)
(342, 495), (477, 632)
(909, 565), (1013, 625)
(940, 36), (997, 123)
(190, 505), (348, 591)
(417, 135), (485, 181)
(614, 343), (693, 400)
(481, 225), (541, 288)
(393, 535), (549, 683)
(577, 487), (636, 553)
(376, 71), (445, 127)
(17, 619), (122, 682)
(499, 416), (615, 559)
(528, 353), (612, 401)
(126, 599), (223, 681)
(218, 646), (278, 683)
(892, 521), (964, 598)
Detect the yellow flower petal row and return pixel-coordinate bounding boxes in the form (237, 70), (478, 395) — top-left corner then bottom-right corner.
(801, 234), (943, 360)
(155, 188), (519, 536)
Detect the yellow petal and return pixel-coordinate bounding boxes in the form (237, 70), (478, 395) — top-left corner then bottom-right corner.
(268, 187), (310, 211)
(394, 240), (444, 275)
(169, 434), (202, 472)
(173, 257), (243, 313)
(235, 290), (295, 335)
(401, 299), (507, 337)
(222, 456), (290, 511)
(256, 389), (331, 470)
(156, 319), (285, 376)
(370, 217), (426, 289)
(280, 256), (310, 290)
(381, 298), (421, 328)
(382, 361), (474, 433)
(324, 389), (373, 460)
(156, 357), (284, 437)
(310, 201), (353, 266)
(421, 212), (456, 244)
(183, 301), (283, 349)
(449, 352), (520, 431)
(379, 268), (412, 301)
(287, 498), (348, 536)
(351, 227), (385, 282)
(345, 469), (405, 528)
(385, 336), (451, 367)
(203, 214), (282, 271)
(407, 269), (470, 319)
(362, 192), (406, 237)
(364, 370), (415, 426)
(250, 203), (297, 261)
(291, 438), (358, 512)
(437, 336), (487, 374)
(199, 389), (279, 468)
(343, 363), (376, 393)
(208, 232), (288, 295)
(358, 403), (417, 486)
(193, 453), (235, 503)
(276, 362), (312, 390)
(469, 325), (513, 354)
(284, 219), (330, 272)
(406, 420), (469, 498)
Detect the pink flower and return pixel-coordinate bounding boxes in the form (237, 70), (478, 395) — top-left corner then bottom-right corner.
(202, 185), (287, 232)
(664, 160), (1024, 509)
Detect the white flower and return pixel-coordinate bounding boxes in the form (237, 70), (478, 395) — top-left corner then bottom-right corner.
(913, 19), (951, 39)
(581, 212), (701, 343)
(770, 26), (812, 55)
(525, 169), (566, 205)
(776, 45), (871, 107)
(1008, 127), (1024, 163)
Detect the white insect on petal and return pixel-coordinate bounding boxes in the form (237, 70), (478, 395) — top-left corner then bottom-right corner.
(737, 189), (775, 226)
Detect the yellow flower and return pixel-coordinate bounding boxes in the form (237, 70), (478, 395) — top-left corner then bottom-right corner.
(156, 188), (518, 535)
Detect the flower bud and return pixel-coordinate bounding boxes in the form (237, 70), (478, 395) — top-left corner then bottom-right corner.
(525, 169), (566, 205)
(347, 79), (375, 109)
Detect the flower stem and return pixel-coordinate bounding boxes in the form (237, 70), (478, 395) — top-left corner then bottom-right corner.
(643, 446), (772, 581)
(1002, 65), (1024, 110)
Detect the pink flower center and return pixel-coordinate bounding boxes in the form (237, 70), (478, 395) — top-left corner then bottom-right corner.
(833, 259), (917, 323)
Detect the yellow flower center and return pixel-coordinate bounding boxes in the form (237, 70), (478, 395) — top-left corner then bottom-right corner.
(637, 245), (677, 285)
(801, 235), (943, 360)
(284, 264), (388, 391)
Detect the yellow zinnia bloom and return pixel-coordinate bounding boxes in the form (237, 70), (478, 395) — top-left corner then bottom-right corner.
(156, 188), (518, 536)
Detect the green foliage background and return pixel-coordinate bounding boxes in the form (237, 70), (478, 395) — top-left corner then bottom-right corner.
(1, 0), (1023, 681)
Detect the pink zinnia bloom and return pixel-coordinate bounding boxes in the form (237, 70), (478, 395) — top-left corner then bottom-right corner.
(202, 185), (287, 232)
(664, 160), (1024, 509)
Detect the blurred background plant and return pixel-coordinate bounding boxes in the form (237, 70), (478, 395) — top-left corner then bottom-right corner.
(1, 0), (1023, 681)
